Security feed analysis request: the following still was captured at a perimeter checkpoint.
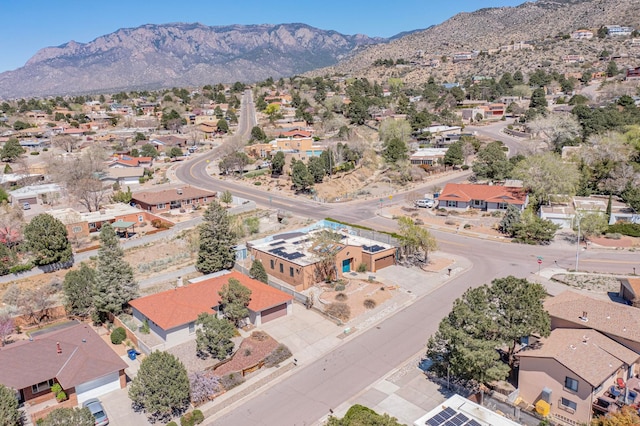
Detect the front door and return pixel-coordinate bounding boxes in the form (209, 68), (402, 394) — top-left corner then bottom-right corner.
(342, 259), (351, 273)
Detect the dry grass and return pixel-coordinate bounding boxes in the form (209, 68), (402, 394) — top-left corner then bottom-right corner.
(325, 302), (351, 322)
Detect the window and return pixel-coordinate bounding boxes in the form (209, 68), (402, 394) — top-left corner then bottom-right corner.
(473, 199), (484, 206)
(270, 260), (274, 269)
(72, 226), (82, 233)
(446, 200), (457, 208)
(138, 215), (143, 222)
(565, 377), (579, 392)
(89, 222), (97, 229)
(497, 202), (508, 210)
(279, 263), (284, 273)
(560, 398), (577, 412)
(31, 379), (55, 394)
(157, 203), (166, 210)
(289, 267), (294, 277)
(188, 322), (195, 334)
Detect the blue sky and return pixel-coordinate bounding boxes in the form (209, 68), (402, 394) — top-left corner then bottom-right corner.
(0, 0), (524, 73)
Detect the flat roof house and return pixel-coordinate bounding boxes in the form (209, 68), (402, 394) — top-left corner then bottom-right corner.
(128, 271), (293, 351)
(437, 183), (528, 212)
(131, 186), (216, 213)
(0, 322), (127, 406)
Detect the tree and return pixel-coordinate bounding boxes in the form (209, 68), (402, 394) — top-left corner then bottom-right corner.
(526, 114), (581, 152)
(250, 126), (267, 142)
(0, 244), (15, 276)
(606, 60), (619, 77)
(189, 371), (220, 406)
(0, 138), (25, 162)
(263, 103), (282, 124)
(529, 88), (547, 110)
(574, 211), (609, 241)
(40, 407), (94, 426)
(218, 278), (252, 327)
(307, 156), (326, 183)
(271, 151), (285, 175)
(249, 259), (268, 284)
(168, 146), (183, 158)
(63, 262), (96, 318)
(195, 313), (235, 359)
(291, 160), (313, 191)
(512, 152), (580, 205)
(196, 201), (237, 274)
(24, 214), (72, 267)
(0, 384), (21, 426)
(0, 312), (14, 347)
(513, 210), (559, 244)
(498, 204), (521, 237)
(140, 144), (159, 159)
(129, 351), (190, 423)
(93, 223), (138, 322)
(382, 138), (408, 164)
(592, 405), (640, 426)
(220, 190), (233, 205)
(216, 118), (229, 134)
(397, 217), (437, 262)
(426, 276), (550, 382)
(379, 118), (411, 145)
(327, 404), (404, 426)
(472, 142), (512, 181)
(443, 140), (464, 167)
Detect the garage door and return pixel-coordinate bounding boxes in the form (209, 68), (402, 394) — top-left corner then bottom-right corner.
(75, 372), (121, 404)
(261, 304), (287, 323)
(374, 254), (395, 271)
(18, 197), (37, 205)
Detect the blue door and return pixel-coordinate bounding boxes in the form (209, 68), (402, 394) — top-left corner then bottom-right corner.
(342, 259), (351, 273)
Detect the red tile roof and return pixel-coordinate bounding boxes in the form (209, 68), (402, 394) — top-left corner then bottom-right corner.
(281, 130), (312, 138)
(438, 183), (527, 205)
(128, 271), (292, 330)
(0, 322), (127, 390)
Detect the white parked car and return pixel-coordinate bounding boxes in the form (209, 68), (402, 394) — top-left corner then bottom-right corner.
(415, 199), (435, 208)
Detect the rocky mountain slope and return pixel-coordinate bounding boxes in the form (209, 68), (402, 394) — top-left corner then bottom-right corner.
(0, 23), (384, 99)
(316, 0), (640, 80)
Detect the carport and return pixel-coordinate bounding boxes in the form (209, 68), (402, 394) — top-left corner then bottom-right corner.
(111, 220), (136, 238)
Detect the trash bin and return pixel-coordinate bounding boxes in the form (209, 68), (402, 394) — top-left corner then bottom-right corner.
(127, 349), (137, 360)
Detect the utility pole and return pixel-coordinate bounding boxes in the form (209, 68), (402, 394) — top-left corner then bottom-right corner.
(575, 215), (581, 272)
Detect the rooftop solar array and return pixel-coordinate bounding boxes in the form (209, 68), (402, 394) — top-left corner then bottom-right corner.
(362, 244), (385, 253)
(425, 408), (482, 426)
(268, 247), (305, 261)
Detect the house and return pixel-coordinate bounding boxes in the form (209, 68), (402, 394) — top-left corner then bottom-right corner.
(606, 25), (634, 36)
(108, 155), (153, 168)
(131, 186), (217, 213)
(571, 29), (594, 39)
(128, 271), (293, 350)
(48, 208), (89, 239)
(0, 322), (127, 406)
(101, 167), (145, 186)
(248, 221), (397, 291)
(409, 148), (448, 166)
(626, 67), (640, 80)
(619, 278), (640, 307)
(517, 328), (640, 425)
(414, 394), (522, 426)
(148, 135), (188, 152)
(437, 183), (528, 212)
(9, 184), (62, 207)
(563, 55), (585, 64)
(452, 52), (474, 63)
(539, 195), (637, 229)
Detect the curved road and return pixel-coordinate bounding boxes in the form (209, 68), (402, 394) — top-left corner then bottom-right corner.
(175, 92), (638, 425)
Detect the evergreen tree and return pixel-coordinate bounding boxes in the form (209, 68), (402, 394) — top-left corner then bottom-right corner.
(63, 262), (96, 318)
(472, 142), (512, 181)
(382, 137), (408, 163)
(271, 151), (285, 175)
(249, 259), (269, 284)
(195, 313), (235, 359)
(24, 214), (73, 267)
(0, 138), (25, 162)
(307, 156), (326, 183)
(529, 88), (548, 109)
(93, 223), (138, 322)
(129, 351), (190, 423)
(218, 278), (251, 327)
(196, 201), (237, 274)
(291, 160), (313, 191)
(498, 204), (522, 237)
(443, 140), (464, 167)
(0, 244), (15, 276)
(0, 384), (20, 426)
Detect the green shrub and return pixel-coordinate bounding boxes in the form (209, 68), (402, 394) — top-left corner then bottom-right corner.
(334, 284), (345, 292)
(110, 327), (126, 344)
(180, 413), (195, 426)
(364, 299), (377, 309)
(264, 344), (293, 368)
(167, 422), (178, 426)
(220, 373), (245, 390)
(357, 263), (367, 273)
(9, 262), (33, 274)
(30, 151), (40, 155)
(325, 302), (351, 321)
(461, 164), (470, 170)
(51, 383), (62, 394)
(192, 409), (204, 424)
(335, 292), (348, 302)
(141, 320), (150, 334)
(463, 224), (471, 229)
(55, 391), (67, 402)
(608, 223), (640, 237)
(254, 181), (262, 186)
(604, 233), (622, 240)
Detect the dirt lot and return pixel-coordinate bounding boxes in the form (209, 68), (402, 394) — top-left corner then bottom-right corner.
(318, 279), (394, 321)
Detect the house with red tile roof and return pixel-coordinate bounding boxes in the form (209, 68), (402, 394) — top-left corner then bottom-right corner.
(0, 322), (127, 406)
(108, 155), (153, 168)
(437, 183), (528, 212)
(128, 271), (293, 349)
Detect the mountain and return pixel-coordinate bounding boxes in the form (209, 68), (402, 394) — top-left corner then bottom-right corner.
(316, 0), (640, 80)
(0, 23), (385, 99)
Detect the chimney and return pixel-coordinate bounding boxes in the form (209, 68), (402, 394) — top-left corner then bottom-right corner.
(579, 311), (588, 322)
(177, 188), (183, 195)
(177, 276), (183, 288)
(56, 342), (62, 354)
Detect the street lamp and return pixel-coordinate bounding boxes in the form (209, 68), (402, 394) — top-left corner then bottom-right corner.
(575, 214), (581, 272)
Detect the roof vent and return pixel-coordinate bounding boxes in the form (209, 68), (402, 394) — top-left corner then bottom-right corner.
(570, 344), (577, 350)
(177, 188), (183, 195)
(582, 335), (590, 344)
(579, 311), (588, 322)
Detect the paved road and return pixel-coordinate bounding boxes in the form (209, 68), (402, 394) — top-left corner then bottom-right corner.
(466, 119), (526, 157)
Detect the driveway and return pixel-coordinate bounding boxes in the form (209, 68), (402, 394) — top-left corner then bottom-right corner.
(99, 386), (153, 426)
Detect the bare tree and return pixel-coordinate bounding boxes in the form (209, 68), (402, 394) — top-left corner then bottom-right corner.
(52, 134), (79, 153)
(18, 287), (53, 324)
(0, 311), (14, 346)
(526, 113), (581, 151)
(48, 145), (109, 211)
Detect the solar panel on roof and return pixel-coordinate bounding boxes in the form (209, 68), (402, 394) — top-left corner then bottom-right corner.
(465, 420), (482, 426)
(289, 252), (304, 260)
(425, 407), (456, 425)
(269, 240), (285, 246)
(444, 413), (469, 426)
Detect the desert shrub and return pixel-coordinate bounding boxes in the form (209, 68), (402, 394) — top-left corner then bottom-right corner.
(604, 233), (622, 239)
(254, 181), (262, 186)
(325, 302), (351, 321)
(264, 344), (292, 368)
(251, 330), (269, 341)
(180, 412), (195, 426)
(357, 263), (367, 273)
(244, 348), (252, 356)
(364, 299), (377, 309)
(335, 292), (348, 302)
(189, 371), (219, 406)
(608, 223), (640, 237)
(463, 224), (471, 229)
(9, 262), (33, 274)
(167, 423), (178, 426)
(220, 373), (245, 391)
(110, 327), (126, 344)
(141, 319), (150, 334)
(334, 284), (346, 292)
(445, 219), (458, 226)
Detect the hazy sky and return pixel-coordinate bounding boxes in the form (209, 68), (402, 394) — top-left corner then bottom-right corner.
(0, 0), (524, 73)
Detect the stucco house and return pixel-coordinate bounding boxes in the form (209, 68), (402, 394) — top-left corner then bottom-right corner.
(131, 186), (216, 213)
(128, 271), (293, 351)
(0, 322), (127, 406)
(437, 183), (528, 212)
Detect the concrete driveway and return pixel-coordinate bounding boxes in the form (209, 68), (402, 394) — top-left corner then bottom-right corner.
(99, 386), (153, 426)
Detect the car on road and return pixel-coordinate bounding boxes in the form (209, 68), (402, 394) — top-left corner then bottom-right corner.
(83, 398), (109, 426)
(415, 199), (435, 208)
